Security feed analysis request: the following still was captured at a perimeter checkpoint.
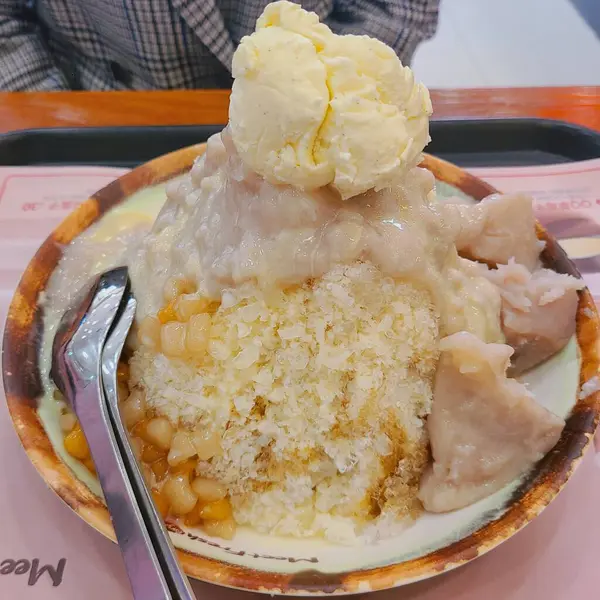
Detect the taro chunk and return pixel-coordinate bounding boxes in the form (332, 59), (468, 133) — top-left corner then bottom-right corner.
(419, 332), (565, 513)
(453, 194), (544, 270)
(483, 260), (583, 375)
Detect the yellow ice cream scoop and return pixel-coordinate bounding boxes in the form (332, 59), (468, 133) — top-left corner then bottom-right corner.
(229, 1), (432, 200)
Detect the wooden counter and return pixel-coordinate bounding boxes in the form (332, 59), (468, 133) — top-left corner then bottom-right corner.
(0, 87), (598, 133)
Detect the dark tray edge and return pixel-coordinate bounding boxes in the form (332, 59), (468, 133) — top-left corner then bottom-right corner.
(0, 116), (597, 139)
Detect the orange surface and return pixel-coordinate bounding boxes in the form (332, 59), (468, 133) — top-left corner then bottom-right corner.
(0, 87), (598, 133)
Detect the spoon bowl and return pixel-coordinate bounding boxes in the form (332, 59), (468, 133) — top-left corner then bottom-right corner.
(51, 267), (129, 409)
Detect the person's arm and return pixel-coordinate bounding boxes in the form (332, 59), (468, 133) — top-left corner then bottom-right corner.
(0, 1), (69, 90)
(323, 0), (440, 65)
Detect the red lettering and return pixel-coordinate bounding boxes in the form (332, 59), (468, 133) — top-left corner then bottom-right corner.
(14, 559), (30, 575)
(0, 560), (15, 575)
(28, 558), (66, 587)
(571, 199), (592, 209)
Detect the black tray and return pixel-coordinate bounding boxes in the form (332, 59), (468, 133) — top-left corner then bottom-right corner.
(1, 118), (599, 168)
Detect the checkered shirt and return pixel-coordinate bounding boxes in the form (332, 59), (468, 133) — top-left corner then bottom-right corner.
(0, 0), (440, 90)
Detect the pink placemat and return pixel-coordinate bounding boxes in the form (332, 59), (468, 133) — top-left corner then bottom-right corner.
(1, 163), (599, 598)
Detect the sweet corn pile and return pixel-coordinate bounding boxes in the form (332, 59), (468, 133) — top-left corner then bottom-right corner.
(58, 261), (438, 542)
(109, 262), (436, 543)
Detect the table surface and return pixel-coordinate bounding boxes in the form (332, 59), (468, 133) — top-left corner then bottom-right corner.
(0, 87), (599, 133)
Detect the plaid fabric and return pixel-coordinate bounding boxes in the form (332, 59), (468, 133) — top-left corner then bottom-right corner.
(0, 0), (440, 91)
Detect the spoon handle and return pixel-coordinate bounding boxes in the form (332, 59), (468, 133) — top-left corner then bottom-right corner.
(102, 294), (196, 600)
(78, 382), (175, 599)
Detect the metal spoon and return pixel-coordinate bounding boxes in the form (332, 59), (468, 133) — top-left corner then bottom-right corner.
(102, 287), (196, 600)
(51, 267), (196, 600)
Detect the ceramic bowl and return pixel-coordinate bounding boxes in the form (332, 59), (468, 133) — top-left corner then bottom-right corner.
(4, 144), (600, 595)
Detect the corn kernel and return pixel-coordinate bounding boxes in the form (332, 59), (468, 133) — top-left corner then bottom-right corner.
(198, 498), (232, 521)
(206, 301), (221, 314)
(192, 428), (222, 460)
(64, 425), (90, 460)
(120, 389), (146, 428)
(141, 464), (154, 487)
(158, 301), (178, 324)
(152, 488), (170, 518)
(142, 444), (167, 463)
(191, 477), (227, 503)
(129, 436), (144, 460)
(144, 417), (174, 451)
(183, 503), (203, 527)
(170, 457), (197, 476)
(138, 316), (161, 349)
(160, 322), (187, 357)
(186, 314), (211, 355)
(59, 411), (77, 433)
(126, 325), (140, 352)
(167, 431), (197, 466)
(201, 518), (236, 540)
(175, 295), (212, 321)
(151, 458), (169, 481)
(131, 419), (148, 439)
(163, 277), (196, 302)
(163, 474), (197, 515)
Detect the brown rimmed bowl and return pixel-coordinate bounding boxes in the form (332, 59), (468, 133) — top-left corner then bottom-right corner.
(3, 144), (600, 595)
